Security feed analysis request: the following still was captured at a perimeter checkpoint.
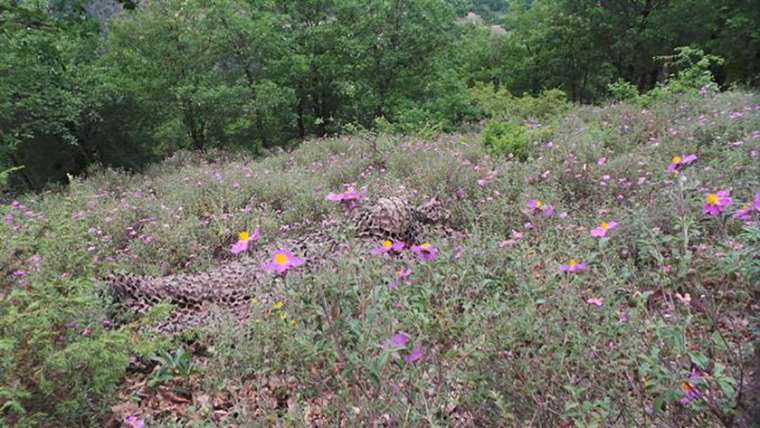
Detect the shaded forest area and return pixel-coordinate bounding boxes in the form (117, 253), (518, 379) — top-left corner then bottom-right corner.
(1, 0), (758, 189)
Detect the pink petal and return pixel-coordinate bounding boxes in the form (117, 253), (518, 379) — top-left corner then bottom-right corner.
(403, 343), (423, 364)
(287, 256), (305, 268)
(499, 239), (516, 248)
(390, 333), (410, 348)
(230, 240), (249, 255)
(586, 298), (604, 306)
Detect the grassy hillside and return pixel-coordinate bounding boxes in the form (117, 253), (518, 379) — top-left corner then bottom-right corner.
(1, 90), (759, 426)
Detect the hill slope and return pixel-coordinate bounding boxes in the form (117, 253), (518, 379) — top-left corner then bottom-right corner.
(1, 90), (759, 426)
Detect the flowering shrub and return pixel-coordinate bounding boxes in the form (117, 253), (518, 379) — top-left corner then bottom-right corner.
(1, 88), (758, 426)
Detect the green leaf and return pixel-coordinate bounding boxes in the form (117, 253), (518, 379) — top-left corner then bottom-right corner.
(688, 351), (709, 369)
(711, 331), (728, 351)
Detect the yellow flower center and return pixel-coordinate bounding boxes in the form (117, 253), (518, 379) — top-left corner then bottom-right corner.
(568, 259), (577, 267)
(382, 240), (393, 248)
(420, 243), (431, 250)
(274, 253), (288, 265)
(239, 231), (250, 242)
(706, 193), (718, 205)
(671, 155), (682, 164)
(273, 301), (284, 310)
(536, 200), (543, 207)
(600, 222), (609, 231)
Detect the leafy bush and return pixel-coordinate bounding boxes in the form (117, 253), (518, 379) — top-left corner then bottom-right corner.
(607, 79), (640, 101)
(0, 277), (129, 426)
(2, 88), (758, 426)
(469, 85), (570, 122)
(639, 47), (725, 106)
(481, 121), (529, 160)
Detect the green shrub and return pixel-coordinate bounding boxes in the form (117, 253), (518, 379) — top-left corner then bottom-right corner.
(469, 85), (570, 121)
(2, 88), (759, 427)
(481, 121), (529, 160)
(639, 47), (724, 106)
(607, 79), (640, 101)
(0, 277), (129, 426)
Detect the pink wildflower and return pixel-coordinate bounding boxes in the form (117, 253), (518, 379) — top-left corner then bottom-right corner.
(527, 199), (554, 218)
(586, 297), (604, 306)
(733, 204), (754, 221)
(477, 171), (498, 187)
(526, 199), (542, 211)
(231, 228), (260, 255)
(703, 190), (732, 216)
(262, 249), (305, 275)
(124, 416), (145, 428)
(675, 293), (691, 305)
(499, 239), (515, 248)
(410, 242), (437, 262)
(590, 221), (619, 238)
(666, 154), (698, 173)
(326, 186), (367, 210)
(370, 239), (405, 255)
(452, 246), (464, 260)
(559, 259), (587, 273)
(403, 343), (423, 364)
(733, 192), (760, 221)
(679, 368), (701, 406)
(389, 268), (412, 289)
(389, 333), (410, 348)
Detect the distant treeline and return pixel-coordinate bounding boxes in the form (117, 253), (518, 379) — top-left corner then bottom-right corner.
(1, 0), (757, 189)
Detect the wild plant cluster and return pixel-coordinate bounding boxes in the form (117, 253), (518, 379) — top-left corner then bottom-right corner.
(1, 86), (759, 426)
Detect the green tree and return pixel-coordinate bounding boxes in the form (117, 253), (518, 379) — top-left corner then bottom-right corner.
(0, 1), (99, 187)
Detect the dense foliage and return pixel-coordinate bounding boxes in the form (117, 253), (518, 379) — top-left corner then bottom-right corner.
(2, 1), (759, 426)
(2, 83), (758, 425)
(1, 0), (759, 190)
